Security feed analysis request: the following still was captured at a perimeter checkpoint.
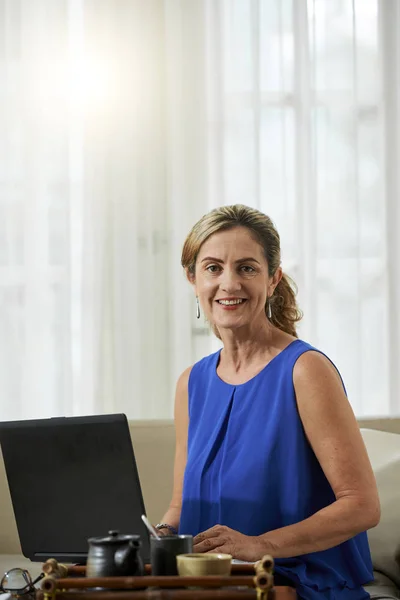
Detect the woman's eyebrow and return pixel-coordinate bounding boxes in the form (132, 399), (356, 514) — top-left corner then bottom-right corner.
(200, 256), (260, 264)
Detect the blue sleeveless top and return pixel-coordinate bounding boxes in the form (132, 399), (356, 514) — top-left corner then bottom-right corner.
(179, 339), (373, 600)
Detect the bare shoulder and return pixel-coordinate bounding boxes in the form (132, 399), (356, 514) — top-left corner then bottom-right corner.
(292, 349), (352, 426)
(175, 366), (192, 400)
(177, 365), (193, 386)
(293, 349), (343, 388)
(174, 366), (193, 422)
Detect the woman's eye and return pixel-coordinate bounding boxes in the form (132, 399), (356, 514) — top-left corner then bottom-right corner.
(206, 264), (220, 273)
(241, 265), (255, 273)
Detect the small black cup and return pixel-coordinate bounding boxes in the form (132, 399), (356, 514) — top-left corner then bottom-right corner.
(150, 535), (193, 576)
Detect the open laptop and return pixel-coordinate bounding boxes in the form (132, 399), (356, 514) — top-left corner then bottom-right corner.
(0, 413), (150, 563)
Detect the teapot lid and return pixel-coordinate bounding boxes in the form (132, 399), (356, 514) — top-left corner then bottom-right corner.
(88, 530), (141, 545)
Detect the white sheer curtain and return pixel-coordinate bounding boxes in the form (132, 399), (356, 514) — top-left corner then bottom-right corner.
(0, 0), (179, 419)
(0, 0), (399, 420)
(201, 0), (400, 416)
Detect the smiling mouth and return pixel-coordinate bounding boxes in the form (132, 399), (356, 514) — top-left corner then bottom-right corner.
(216, 299), (246, 306)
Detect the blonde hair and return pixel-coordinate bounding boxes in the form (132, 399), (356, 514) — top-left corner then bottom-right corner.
(181, 204), (302, 338)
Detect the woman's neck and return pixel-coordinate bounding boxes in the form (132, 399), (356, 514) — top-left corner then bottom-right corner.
(218, 324), (281, 371)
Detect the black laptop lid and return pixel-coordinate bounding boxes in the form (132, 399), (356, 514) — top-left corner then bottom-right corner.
(0, 413), (150, 563)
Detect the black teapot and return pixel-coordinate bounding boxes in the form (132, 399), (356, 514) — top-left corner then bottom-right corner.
(86, 530), (144, 578)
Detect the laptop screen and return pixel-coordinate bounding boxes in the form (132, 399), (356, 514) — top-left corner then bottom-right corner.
(0, 413), (150, 563)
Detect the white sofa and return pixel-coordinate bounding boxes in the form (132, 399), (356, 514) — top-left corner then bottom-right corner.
(0, 418), (399, 598)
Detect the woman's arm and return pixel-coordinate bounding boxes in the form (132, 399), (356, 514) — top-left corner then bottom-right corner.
(156, 366), (191, 534)
(256, 350), (380, 557)
(193, 351), (380, 560)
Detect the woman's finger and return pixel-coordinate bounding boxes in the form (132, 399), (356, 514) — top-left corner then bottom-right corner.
(193, 536), (224, 553)
(193, 526), (221, 545)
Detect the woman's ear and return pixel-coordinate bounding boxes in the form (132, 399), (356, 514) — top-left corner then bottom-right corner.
(270, 266), (283, 294)
(185, 267), (196, 285)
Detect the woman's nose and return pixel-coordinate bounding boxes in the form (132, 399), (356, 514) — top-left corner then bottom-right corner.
(220, 269), (241, 292)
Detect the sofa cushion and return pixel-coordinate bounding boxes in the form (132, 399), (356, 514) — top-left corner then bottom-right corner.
(364, 571), (400, 599)
(361, 429), (400, 589)
(128, 420), (175, 523)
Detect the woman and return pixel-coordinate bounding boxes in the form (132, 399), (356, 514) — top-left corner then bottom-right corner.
(156, 204), (380, 599)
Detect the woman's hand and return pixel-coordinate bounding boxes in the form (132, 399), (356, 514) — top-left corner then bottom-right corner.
(193, 525), (268, 562)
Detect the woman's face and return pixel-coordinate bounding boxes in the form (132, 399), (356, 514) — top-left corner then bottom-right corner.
(192, 226), (280, 334)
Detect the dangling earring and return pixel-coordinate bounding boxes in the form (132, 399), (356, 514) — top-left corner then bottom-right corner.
(267, 296), (272, 319)
(196, 297), (201, 319)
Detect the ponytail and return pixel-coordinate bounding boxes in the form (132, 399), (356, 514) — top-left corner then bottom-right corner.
(269, 273), (302, 337)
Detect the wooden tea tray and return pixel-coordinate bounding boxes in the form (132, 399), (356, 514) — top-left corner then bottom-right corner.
(38, 558), (297, 599)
